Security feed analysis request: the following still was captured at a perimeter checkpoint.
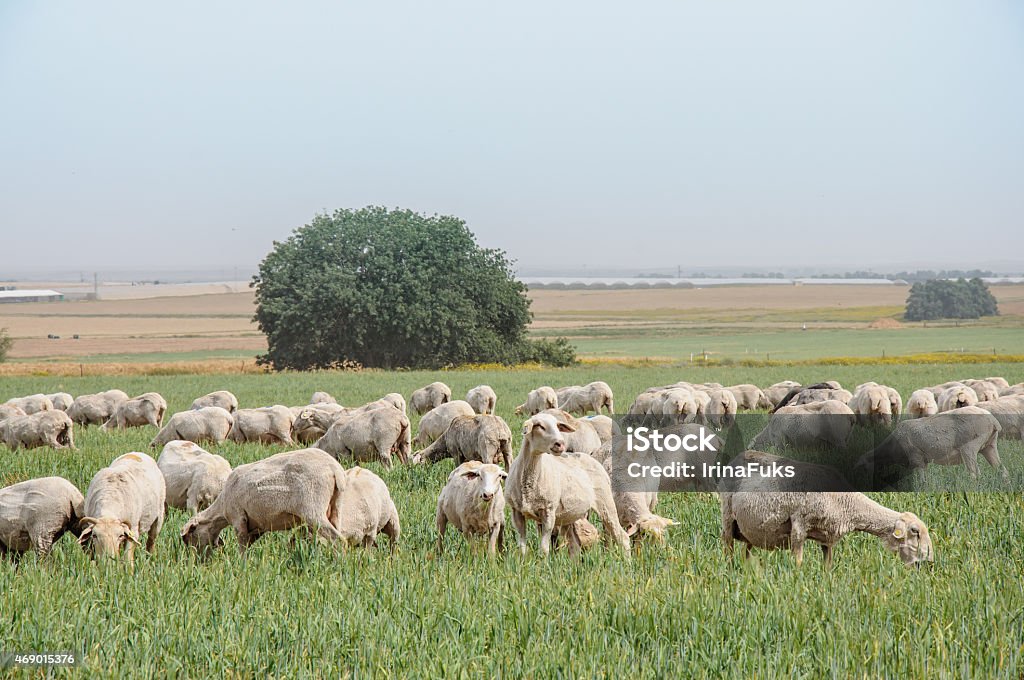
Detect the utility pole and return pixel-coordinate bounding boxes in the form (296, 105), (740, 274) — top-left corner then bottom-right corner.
(93, 272), (99, 300)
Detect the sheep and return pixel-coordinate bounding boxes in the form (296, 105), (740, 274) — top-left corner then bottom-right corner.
(720, 450), (934, 569)
(314, 407), (411, 467)
(79, 452), (166, 562)
(4, 394), (53, 414)
(1001, 383), (1024, 397)
(436, 461), (507, 555)
(291, 404), (349, 444)
(228, 406), (295, 445)
(415, 414), (513, 468)
(67, 390), (129, 427)
(597, 454), (677, 543)
(0, 404), (25, 422)
(856, 406), (1006, 481)
(413, 400), (475, 448)
(556, 381), (614, 415)
(984, 377), (1010, 391)
(583, 415), (618, 444)
(937, 384), (978, 412)
(777, 384), (853, 410)
(190, 390), (239, 413)
(961, 379), (1000, 402)
(310, 391), (338, 405)
(975, 396), (1024, 440)
(764, 381), (801, 408)
(0, 477), (85, 557)
(627, 391), (660, 415)
(150, 407), (234, 449)
(906, 390), (939, 419)
(657, 388), (700, 421)
(853, 382), (903, 421)
(726, 384), (772, 411)
(180, 448), (347, 554)
(46, 393), (74, 412)
(748, 400), (855, 451)
(379, 392), (407, 414)
(704, 389), (738, 429)
(849, 383), (895, 425)
(1, 410), (75, 450)
(466, 385), (497, 415)
(100, 392), (167, 430)
(410, 382), (452, 415)
(156, 441), (232, 514)
(335, 467), (400, 550)
(505, 413), (630, 556)
(514, 386), (558, 416)
(539, 409), (604, 455)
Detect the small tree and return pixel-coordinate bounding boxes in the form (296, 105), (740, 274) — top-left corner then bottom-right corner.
(904, 278), (999, 321)
(253, 207), (576, 369)
(0, 328), (12, 363)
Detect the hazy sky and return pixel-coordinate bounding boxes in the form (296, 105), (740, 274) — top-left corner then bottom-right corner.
(2, 1), (1022, 274)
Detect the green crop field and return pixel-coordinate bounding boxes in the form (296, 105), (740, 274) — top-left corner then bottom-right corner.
(1, 364), (1023, 677)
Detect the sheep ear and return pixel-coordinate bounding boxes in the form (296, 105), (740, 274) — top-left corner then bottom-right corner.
(460, 470), (480, 479)
(892, 520), (906, 539)
(123, 527), (142, 546)
(521, 417), (535, 435)
(499, 470), (508, 479)
(625, 524), (639, 537)
(556, 421), (577, 433)
(77, 526), (93, 544)
(181, 517), (198, 539)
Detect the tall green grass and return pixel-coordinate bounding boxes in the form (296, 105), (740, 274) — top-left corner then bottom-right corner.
(1, 365), (1022, 677)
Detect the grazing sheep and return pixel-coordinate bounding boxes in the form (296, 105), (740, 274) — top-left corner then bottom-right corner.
(1001, 383), (1024, 397)
(906, 390), (939, 419)
(101, 392), (167, 430)
(336, 467), (400, 550)
(314, 407), (411, 467)
(4, 394), (54, 415)
(937, 384), (979, 412)
(726, 385), (772, 411)
(1, 410), (75, 450)
(540, 409), (604, 455)
(597, 454), (677, 543)
(156, 441), (232, 513)
(46, 393), (74, 412)
(720, 450), (934, 569)
(150, 407), (234, 449)
(556, 382), (615, 416)
(514, 386), (558, 416)
(749, 400), (855, 451)
(704, 389), (738, 429)
(466, 385), (497, 415)
(961, 379), (1000, 403)
(0, 405), (25, 422)
(379, 392), (407, 413)
(415, 414), (513, 468)
(413, 400), (476, 448)
(0, 477), (85, 557)
(180, 448), (347, 554)
(291, 404), (349, 444)
(228, 406), (295, 445)
(975, 396), (1024, 440)
(777, 384), (853, 410)
(190, 390), (239, 413)
(765, 381), (801, 408)
(627, 391), (661, 415)
(856, 406), (1006, 480)
(849, 383), (895, 425)
(310, 391), (338, 405)
(436, 461), (507, 555)
(657, 389), (700, 421)
(985, 377), (1010, 391)
(505, 413), (630, 557)
(79, 452), (166, 562)
(410, 382), (452, 415)
(67, 390), (129, 427)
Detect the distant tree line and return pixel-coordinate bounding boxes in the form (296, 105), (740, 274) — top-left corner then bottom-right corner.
(904, 278), (999, 321)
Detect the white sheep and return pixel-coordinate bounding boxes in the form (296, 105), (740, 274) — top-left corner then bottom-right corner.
(157, 441), (232, 514)
(4, 394), (53, 415)
(227, 405), (295, 444)
(466, 385), (497, 415)
(937, 384), (978, 412)
(514, 386), (558, 416)
(0, 477), (85, 557)
(101, 392), (167, 430)
(436, 461), (507, 555)
(46, 393), (74, 412)
(150, 407), (234, 449)
(335, 467), (400, 550)
(1, 410), (75, 450)
(79, 452), (166, 562)
(505, 413), (630, 556)
(410, 382), (452, 415)
(191, 390), (239, 413)
(905, 389), (938, 419)
(720, 451), (934, 569)
(413, 400), (476, 448)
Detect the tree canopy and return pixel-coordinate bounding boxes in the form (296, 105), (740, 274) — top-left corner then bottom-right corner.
(904, 278), (999, 321)
(252, 207), (575, 370)
(0, 328), (11, 363)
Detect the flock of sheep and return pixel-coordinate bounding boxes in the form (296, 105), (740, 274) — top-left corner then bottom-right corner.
(0, 374), (1021, 569)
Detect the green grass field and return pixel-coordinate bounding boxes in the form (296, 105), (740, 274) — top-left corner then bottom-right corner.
(1, 364), (1023, 677)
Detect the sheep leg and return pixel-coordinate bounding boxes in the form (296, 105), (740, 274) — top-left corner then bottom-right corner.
(593, 487), (630, 551)
(820, 543), (834, 570)
(537, 510), (556, 556)
(566, 523), (582, 559)
(960, 449), (981, 479)
(978, 432), (1009, 480)
(146, 517), (162, 553)
(789, 520), (807, 567)
(233, 518), (255, 554)
(488, 523), (503, 556)
(435, 510), (448, 554)
(314, 518), (344, 545)
(511, 510), (529, 555)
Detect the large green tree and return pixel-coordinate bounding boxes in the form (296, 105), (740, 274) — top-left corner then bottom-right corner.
(904, 278), (999, 321)
(252, 207), (574, 370)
